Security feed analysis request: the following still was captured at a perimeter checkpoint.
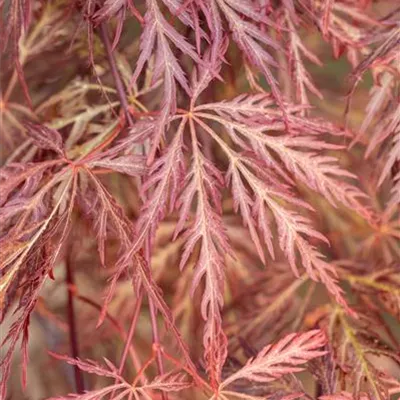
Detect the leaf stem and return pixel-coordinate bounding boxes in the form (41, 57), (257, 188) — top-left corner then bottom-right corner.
(108, 290), (145, 400)
(147, 239), (168, 400)
(118, 291), (144, 377)
(100, 22), (167, 399)
(65, 249), (85, 394)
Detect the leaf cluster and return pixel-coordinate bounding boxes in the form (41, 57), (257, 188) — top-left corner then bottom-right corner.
(0, 1), (399, 400)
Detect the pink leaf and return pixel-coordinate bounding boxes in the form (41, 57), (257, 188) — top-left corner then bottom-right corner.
(25, 122), (65, 156)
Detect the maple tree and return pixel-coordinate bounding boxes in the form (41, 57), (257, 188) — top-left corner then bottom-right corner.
(0, 0), (399, 399)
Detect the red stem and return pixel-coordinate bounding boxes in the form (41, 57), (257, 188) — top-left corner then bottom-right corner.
(99, 21), (167, 396)
(100, 21), (167, 399)
(108, 290), (145, 400)
(65, 252), (85, 394)
(118, 291), (144, 376)
(146, 238), (168, 400)
(73, 292), (142, 374)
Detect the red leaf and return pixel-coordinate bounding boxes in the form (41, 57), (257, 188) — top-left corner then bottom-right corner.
(25, 122), (65, 156)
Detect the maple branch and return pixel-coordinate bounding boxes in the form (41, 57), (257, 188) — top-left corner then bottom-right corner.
(65, 249), (85, 394)
(108, 290), (145, 400)
(100, 22), (167, 395)
(73, 292), (141, 371)
(118, 290), (144, 376)
(149, 298), (167, 397)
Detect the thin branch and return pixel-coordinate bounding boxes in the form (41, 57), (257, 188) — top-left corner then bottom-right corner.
(73, 292), (142, 373)
(150, 296), (167, 378)
(100, 22), (167, 399)
(117, 290), (144, 376)
(65, 249), (85, 394)
(109, 290), (145, 400)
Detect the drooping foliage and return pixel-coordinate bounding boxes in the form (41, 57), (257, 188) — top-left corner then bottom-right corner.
(0, 1), (399, 399)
